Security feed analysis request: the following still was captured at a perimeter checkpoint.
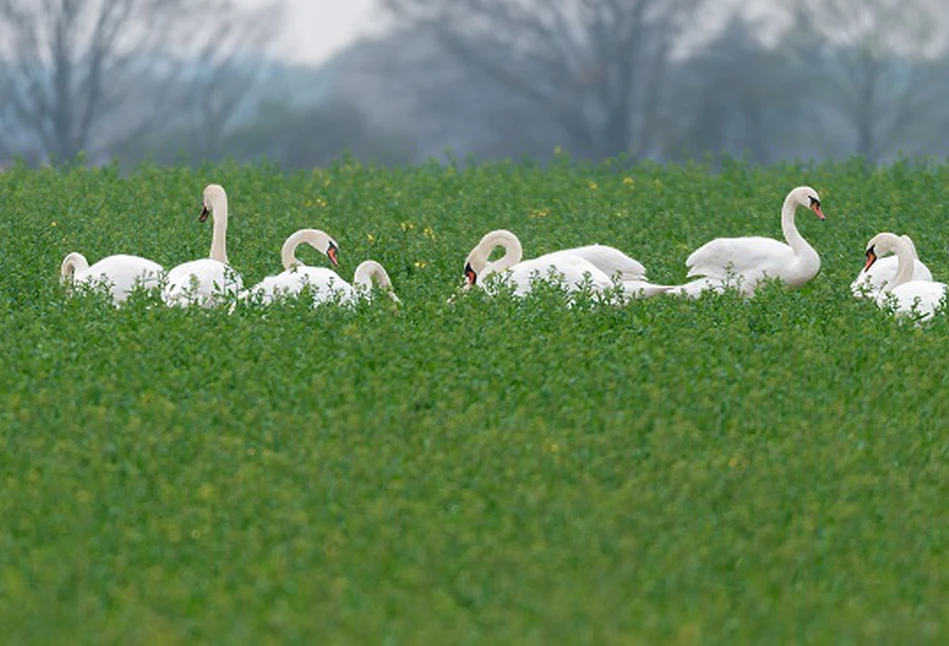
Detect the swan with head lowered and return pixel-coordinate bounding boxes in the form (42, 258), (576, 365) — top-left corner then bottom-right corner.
(673, 186), (826, 298)
(851, 234), (931, 297)
(864, 232), (946, 320)
(162, 184), (243, 307)
(243, 229), (400, 306)
(60, 252), (163, 305)
(463, 229), (670, 299)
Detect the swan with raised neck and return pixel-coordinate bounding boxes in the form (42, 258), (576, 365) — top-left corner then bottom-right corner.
(201, 184), (230, 264)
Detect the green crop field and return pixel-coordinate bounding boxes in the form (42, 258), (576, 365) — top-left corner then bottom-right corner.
(2, 156), (949, 644)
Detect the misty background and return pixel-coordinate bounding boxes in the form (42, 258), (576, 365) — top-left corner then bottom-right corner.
(1, 0), (948, 169)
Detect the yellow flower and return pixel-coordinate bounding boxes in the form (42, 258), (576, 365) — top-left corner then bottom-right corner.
(530, 208), (549, 219)
(588, 181), (598, 190)
(414, 260), (428, 269)
(198, 483), (215, 500)
(400, 221), (415, 232)
(315, 197), (327, 208)
(367, 233), (375, 243)
(422, 226), (436, 239)
(50, 221), (57, 227)
(623, 177), (634, 185)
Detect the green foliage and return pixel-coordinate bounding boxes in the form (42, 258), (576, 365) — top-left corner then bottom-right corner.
(2, 158), (949, 644)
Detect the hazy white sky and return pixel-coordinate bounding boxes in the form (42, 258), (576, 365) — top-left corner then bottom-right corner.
(267, 0), (382, 65)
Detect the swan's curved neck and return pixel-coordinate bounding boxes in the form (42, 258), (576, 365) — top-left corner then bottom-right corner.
(61, 252), (89, 280)
(354, 260), (400, 302)
(887, 237), (916, 291)
(354, 261), (387, 288)
(781, 195), (818, 264)
(281, 229), (332, 270)
(209, 193), (229, 264)
(469, 230), (523, 277)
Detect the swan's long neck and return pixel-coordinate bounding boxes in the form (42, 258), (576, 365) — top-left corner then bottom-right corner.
(61, 252), (89, 281)
(781, 195), (819, 269)
(354, 260), (400, 302)
(209, 193), (229, 264)
(887, 237), (916, 291)
(281, 231), (305, 270)
(281, 229), (332, 270)
(353, 261), (387, 288)
(469, 230), (523, 278)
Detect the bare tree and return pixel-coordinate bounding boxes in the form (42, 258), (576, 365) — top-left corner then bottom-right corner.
(790, 0), (949, 161)
(0, 0), (283, 164)
(382, 0), (707, 160)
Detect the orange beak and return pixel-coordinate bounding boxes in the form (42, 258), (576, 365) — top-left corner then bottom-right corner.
(464, 264), (477, 286)
(864, 249), (877, 271)
(810, 203), (826, 220)
(199, 205), (210, 222)
(326, 244), (339, 267)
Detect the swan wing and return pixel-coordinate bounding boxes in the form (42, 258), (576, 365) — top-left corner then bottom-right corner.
(164, 259), (243, 306)
(686, 237), (796, 284)
(294, 267), (357, 304)
(503, 254), (613, 295)
(542, 245), (647, 280)
(79, 254), (165, 303)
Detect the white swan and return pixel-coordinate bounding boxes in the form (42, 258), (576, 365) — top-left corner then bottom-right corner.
(851, 234), (932, 297)
(242, 228), (347, 304)
(864, 232), (946, 320)
(60, 252), (163, 305)
(463, 229), (669, 298)
(674, 186), (825, 298)
(162, 184), (243, 307)
(352, 260), (401, 304)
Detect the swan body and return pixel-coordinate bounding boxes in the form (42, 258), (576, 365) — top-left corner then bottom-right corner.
(244, 229), (398, 306)
(61, 252), (164, 304)
(851, 234), (932, 297)
(674, 186), (825, 297)
(243, 228), (344, 304)
(864, 232), (946, 321)
(163, 184), (243, 307)
(464, 229), (669, 299)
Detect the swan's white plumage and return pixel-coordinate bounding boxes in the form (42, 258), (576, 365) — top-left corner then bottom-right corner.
(243, 228), (352, 305)
(851, 235), (932, 297)
(464, 229), (668, 299)
(353, 260), (401, 303)
(61, 252), (164, 304)
(163, 184), (243, 307)
(542, 245), (647, 281)
(865, 232), (946, 321)
(243, 230), (398, 306)
(163, 258), (243, 306)
(501, 254), (615, 296)
(674, 186), (825, 297)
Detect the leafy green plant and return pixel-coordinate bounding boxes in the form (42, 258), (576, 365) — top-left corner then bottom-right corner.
(2, 158), (949, 644)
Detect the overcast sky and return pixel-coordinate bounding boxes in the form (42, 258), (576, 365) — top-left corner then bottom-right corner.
(262, 0), (383, 65)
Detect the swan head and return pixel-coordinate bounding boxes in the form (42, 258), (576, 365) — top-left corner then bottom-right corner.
(281, 228), (339, 270)
(463, 229), (522, 288)
(864, 232), (902, 271)
(200, 184), (227, 222)
(788, 186), (825, 220)
(464, 262), (477, 287)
